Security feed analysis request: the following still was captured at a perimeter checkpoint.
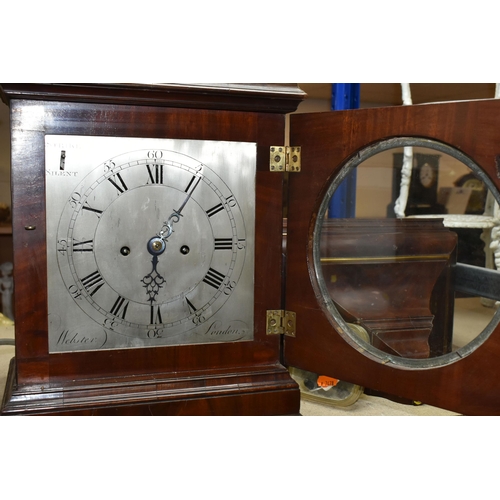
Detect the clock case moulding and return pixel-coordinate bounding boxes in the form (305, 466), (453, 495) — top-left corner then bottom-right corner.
(0, 83), (306, 416)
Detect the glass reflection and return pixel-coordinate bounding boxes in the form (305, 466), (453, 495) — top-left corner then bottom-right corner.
(319, 143), (498, 361)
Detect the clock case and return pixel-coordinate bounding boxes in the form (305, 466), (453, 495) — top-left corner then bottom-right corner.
(389, 151), (445, 217)
(0, 83), (304, 416)
(3, 84), (500, 415)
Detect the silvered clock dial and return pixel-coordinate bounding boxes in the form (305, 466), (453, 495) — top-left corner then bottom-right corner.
(45, 136), (256, 353)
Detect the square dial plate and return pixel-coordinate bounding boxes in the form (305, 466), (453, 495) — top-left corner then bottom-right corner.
(45, 135), (256, 353)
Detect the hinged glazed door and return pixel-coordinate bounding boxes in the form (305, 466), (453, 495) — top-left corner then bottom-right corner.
(284, 99), (500, 415)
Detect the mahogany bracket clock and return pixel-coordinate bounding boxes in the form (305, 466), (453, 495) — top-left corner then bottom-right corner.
(0, 83), (305, 415)
(3, 84), (500, 415)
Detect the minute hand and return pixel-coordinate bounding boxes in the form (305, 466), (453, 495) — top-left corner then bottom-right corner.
(159, 175), (202, 241)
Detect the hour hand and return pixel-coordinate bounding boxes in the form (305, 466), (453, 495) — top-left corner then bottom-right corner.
(142, 237), (166, 303)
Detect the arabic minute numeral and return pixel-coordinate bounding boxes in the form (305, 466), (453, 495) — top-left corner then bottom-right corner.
(192, 313), (206, 325)
(147, 150), (163, 159)
(147, 329), (163, 339)
(68, 284), (82, 300)
(57, 239), (68, 255)
(223, 281), (237, 296)
(226, 195), (236, 208)
(103, 160), (116, 173)
(103, 318), (117, 331)
(69, 192), (81, 209)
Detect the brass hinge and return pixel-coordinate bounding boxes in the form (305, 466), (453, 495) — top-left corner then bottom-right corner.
(269, 146), (301, 172)
(266, 310), (296, 337)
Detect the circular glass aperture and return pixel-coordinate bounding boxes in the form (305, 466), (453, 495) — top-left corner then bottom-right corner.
(314, 138), (500, 369)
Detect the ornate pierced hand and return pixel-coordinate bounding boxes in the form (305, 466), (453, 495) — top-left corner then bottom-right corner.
(142, 237), (166, 304)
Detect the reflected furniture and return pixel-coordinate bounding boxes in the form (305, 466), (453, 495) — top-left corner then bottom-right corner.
(320, 218), (457, 358)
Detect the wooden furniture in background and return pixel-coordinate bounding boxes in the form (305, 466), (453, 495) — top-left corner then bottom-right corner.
(320, 218), (457, 358)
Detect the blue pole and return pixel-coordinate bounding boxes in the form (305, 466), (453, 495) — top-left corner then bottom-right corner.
(329, 83), (360, 218)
